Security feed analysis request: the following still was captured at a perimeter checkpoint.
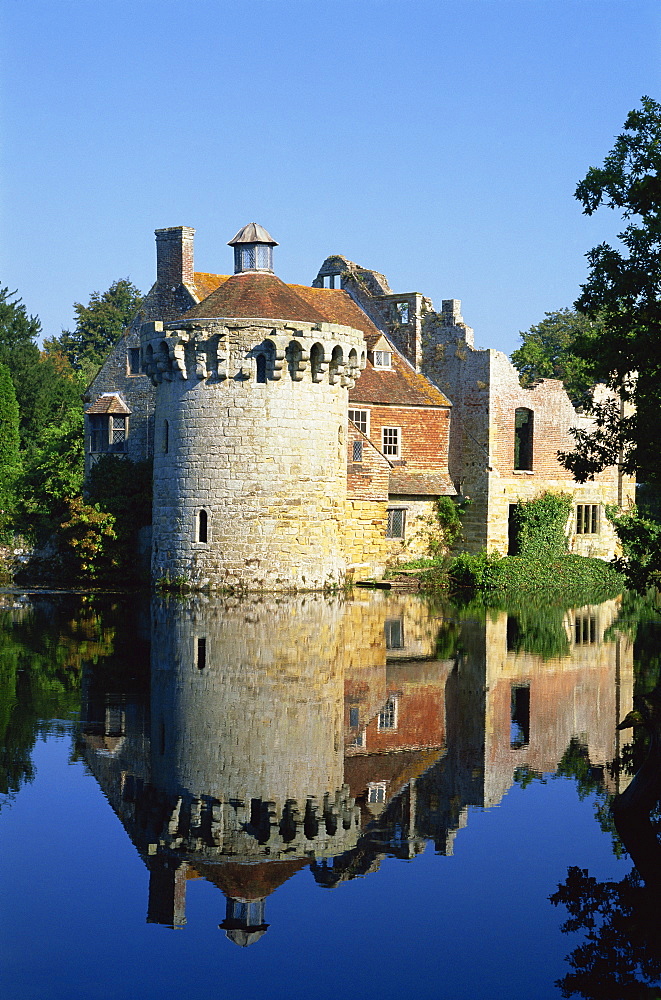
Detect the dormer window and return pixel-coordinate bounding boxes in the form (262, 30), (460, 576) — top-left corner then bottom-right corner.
(228, 222), (278, 274)
(373, 350), (392, 369)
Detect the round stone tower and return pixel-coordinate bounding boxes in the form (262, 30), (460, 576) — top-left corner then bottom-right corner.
(142, 224), (366, 591)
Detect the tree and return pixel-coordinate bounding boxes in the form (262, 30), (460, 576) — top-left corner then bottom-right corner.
(0, 362), (21, 537)
(559, 96), (661, 487)
(511, 308), (599, 405)
(55, 278), (143, 372)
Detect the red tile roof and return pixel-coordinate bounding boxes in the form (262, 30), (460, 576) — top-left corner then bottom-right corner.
(85, 393), (131, 415)
(389, 470), (456, 496)
(182, 272), (328, 324)
(193, 272), (229, 299)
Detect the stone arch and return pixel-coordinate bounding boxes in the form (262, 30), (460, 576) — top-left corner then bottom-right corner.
(286, 339), (304, 381)
(252, 339), (275, 383)
(310, 342), (326, 382)
(156, 340), (170, 374)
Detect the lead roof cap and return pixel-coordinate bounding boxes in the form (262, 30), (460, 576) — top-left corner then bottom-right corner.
(227, 223), (279, 247)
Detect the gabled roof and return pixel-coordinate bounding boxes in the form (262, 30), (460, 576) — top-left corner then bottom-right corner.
(85, 392), (131, 415)
(181, 272), (328, 324)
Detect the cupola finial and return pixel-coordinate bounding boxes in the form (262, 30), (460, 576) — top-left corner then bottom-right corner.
(228, 223), (279, 274)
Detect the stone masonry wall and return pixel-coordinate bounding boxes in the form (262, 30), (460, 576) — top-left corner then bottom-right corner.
(144, 316), (367, 591)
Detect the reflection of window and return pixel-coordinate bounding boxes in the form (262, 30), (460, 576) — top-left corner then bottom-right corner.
(163, 420), (169, 454)
(386, 508), (406, 539)
(352, 729), (366, 748)
(385, 618), (404, 649)
(510, 685), (530, 749)
(514, 408), (533, 470)
(506, 615), (520, 652)
(576, 504), (600, 534)
(367, 781), (387, 803)
(348, 409), (369, 435)
(378, 696), (398, 730)
(352, 440), (363, 462)
(196, 636), (206, 670)
(382, 426), (400, 458)
(575, 614), (597, 644)
(349, 706), (359, 728)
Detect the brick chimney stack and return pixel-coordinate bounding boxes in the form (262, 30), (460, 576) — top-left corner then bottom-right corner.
(155, 226), (195, 286)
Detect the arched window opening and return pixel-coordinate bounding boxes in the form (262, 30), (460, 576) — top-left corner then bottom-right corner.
(329, 345), (343, 383)
(198, 509), (208, 543)
(514, 408), (533, 470)
(310, 342), (324, 382)
(286, 340), (303, 380)
(255, 354), (267, 383)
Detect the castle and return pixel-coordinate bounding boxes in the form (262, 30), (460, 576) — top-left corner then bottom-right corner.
(84, 224), (634, 591)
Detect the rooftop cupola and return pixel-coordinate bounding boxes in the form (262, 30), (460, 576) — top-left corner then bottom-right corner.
(228, 223), (278, 275)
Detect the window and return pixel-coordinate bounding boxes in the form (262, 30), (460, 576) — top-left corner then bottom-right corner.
(510, 685), (530, 749)
(574, 614), (597, 644)
(367, 782), (387, 804)
(323, 273), (342, 288)
(382, 426), (400, 458)
(88, 414), (127, 454)
(576, 504), (600, 534)
(127, 348), (141, 375)
(198, 509), (208, 543)
(514, 408), (533, 470)
(349, 706), (360, 728)
(396, 301), (410, 324)
(352, 440), (363, 462)
(348, 409), (370, 435)
(385, 618), (404, 649)
(255, 354), (267, 383)
(386, 508), (406, 539)
(378, 696), (398, 731)
(235, 244), (272, 272)
(196, 637), (207, 670)
(163, 420), (169, 454)
(373, 350), (392, 369)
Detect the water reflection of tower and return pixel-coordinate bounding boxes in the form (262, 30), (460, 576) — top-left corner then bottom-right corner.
(145, 594), (359, 943)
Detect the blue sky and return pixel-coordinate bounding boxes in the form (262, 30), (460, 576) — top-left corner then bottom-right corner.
(1, 0), (659, 356)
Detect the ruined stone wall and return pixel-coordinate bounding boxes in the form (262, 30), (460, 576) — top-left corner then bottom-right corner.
(421, 301), (491, 551)
(144, 316), (366, 591)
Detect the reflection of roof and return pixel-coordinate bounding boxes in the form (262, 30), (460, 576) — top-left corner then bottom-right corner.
(345, 747), (444, 802)
(85, 392), (131, 415)
(193, 858), (308, 901)
(182, 272), (329, 324)
(389, 471), (456, 496)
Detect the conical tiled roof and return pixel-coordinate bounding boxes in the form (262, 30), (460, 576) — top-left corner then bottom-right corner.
(181, 271), (328, 324)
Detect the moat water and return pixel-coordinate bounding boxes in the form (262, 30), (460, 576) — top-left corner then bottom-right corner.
(0, 589), (660, 1000)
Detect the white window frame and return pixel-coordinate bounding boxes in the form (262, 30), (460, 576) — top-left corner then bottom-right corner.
(373, 350), (392, 369)
(382, 426), (400, 458)
(348, 409), (370, 436)
(367, 781), (387, 804)
(378, 695), (398, 731)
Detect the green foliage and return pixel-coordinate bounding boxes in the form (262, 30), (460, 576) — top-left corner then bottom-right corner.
(606, 503), (661, 593)
(511, 308), (599, 406)
(514, 490), (573, 559)
(506, 604), (571, 659)
(18, 408), (85, 538)
(417, 496), (468, 559)
(0, 362), (21, 537)
(58, 497), (117, 583)
(86, 455), (153, 584)
(57, 278), (143, 371)
(446, 550), (623, 607)
(560, 97), (661, 486)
